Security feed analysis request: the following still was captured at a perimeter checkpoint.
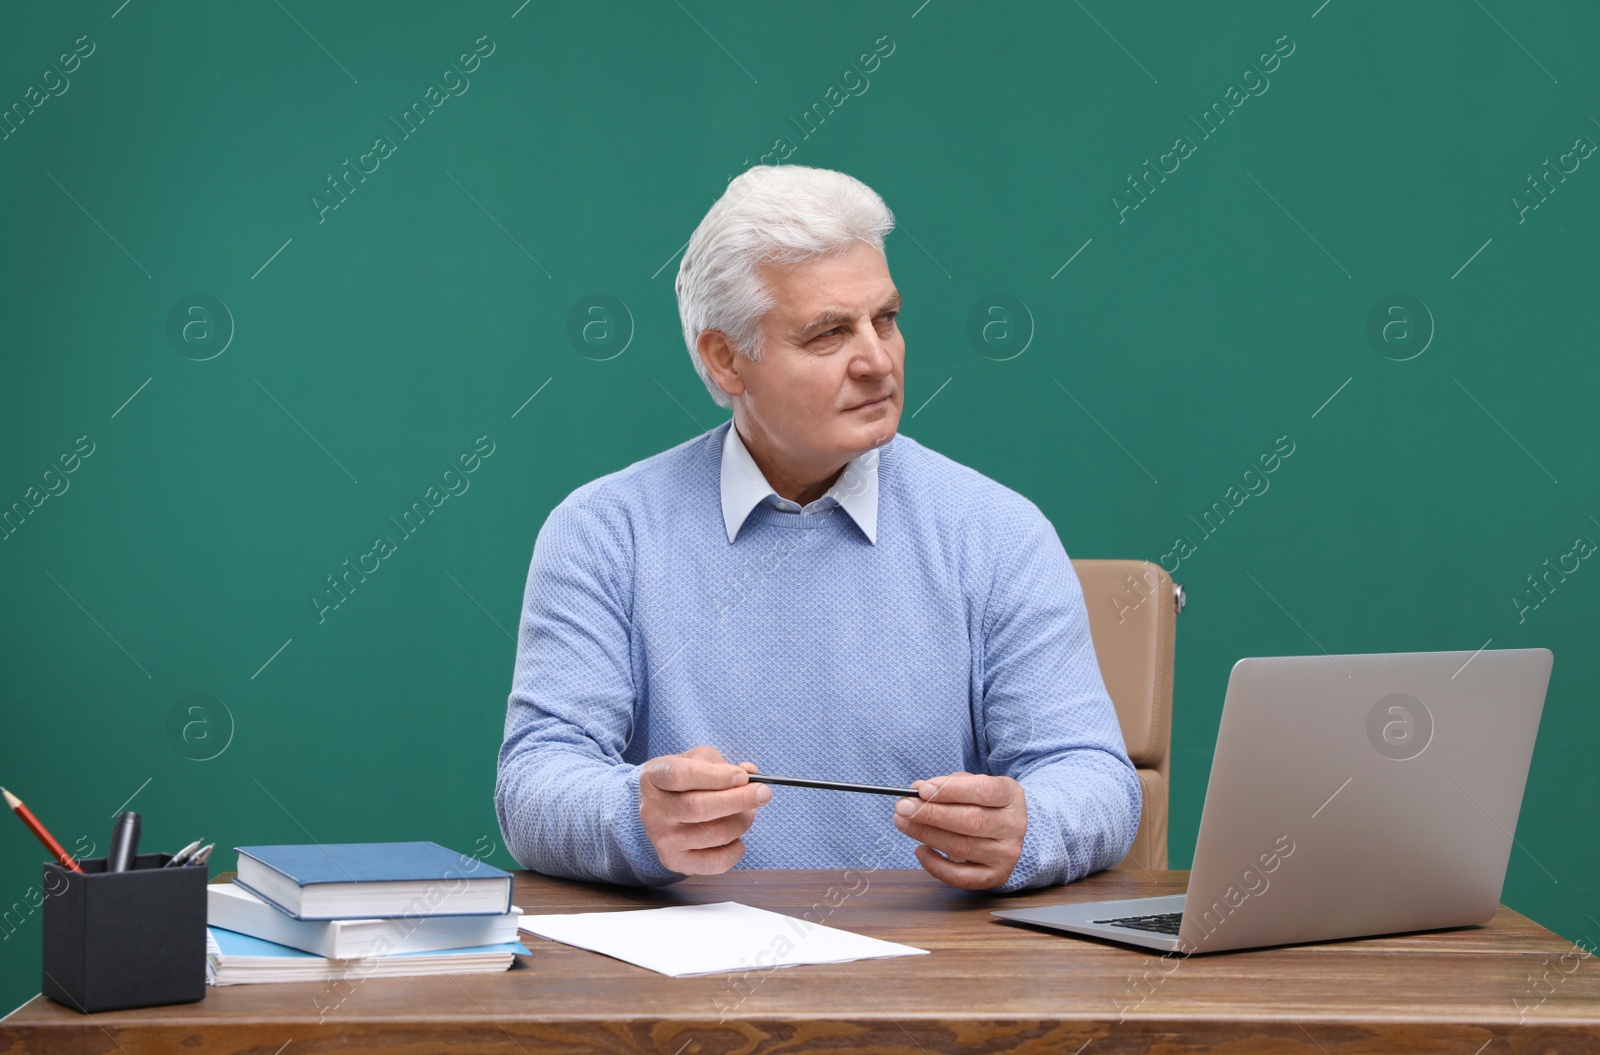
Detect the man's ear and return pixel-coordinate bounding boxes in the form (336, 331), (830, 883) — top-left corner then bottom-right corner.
(697, 330), (747, 401)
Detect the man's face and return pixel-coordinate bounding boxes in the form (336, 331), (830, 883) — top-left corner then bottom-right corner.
(737, 240), (904, 471)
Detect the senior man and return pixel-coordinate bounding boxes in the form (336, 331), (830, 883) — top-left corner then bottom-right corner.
(495, 165), (1139, 892)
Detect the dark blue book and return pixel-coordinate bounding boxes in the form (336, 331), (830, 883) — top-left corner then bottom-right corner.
(233, 841), (513, 921)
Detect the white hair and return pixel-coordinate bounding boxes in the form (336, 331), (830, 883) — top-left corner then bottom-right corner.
(675, 165), (895, 409)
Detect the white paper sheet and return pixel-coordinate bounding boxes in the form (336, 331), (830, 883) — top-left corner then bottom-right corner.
(517, 901), (928, 977)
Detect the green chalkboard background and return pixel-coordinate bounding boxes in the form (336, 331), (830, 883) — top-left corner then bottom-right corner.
(2, 0), (1596, 1017)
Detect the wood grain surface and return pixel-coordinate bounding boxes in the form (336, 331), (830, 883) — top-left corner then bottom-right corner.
(2, 867), (1597, 1054)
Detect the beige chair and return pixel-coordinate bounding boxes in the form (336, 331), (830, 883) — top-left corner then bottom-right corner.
(1071, 559), (1183, 871)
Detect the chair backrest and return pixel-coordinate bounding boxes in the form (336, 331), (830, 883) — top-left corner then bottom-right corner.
(1071, 559), (1182, 871)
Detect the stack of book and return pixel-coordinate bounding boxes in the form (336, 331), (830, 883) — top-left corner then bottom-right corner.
(205, 841), (527, 985)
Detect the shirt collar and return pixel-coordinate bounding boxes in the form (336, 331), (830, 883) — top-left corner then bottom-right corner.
(720, 420), (879, 545)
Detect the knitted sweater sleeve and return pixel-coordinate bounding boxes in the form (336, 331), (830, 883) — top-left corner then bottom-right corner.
(979, 506), (1143, 893)
(494, 494), (684, 887)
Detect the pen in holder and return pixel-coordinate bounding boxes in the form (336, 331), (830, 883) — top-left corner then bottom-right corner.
(41, 853), (207, 1013)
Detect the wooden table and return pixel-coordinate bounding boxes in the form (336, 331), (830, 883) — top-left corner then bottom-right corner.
(3, 868), (1598, 1053)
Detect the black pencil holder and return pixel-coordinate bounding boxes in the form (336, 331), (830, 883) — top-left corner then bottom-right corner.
(41, 853), (207, 1013)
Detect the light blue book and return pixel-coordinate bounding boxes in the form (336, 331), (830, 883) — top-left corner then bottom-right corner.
(209, 881), (524, 958)
(206, 926), (529, 985)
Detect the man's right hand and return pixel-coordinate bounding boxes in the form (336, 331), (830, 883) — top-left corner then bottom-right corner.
(639, 745), (771, 874)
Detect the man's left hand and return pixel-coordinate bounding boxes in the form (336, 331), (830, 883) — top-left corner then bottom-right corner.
(893, 772), (1027, 890)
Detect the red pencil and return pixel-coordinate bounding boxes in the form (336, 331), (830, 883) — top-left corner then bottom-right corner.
(2, 786), (83, 873)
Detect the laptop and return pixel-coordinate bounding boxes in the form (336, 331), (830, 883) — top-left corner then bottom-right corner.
(992, 648), (1553, 955)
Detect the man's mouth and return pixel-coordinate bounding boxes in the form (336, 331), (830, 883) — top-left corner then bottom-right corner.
(848, 394), (892, 411)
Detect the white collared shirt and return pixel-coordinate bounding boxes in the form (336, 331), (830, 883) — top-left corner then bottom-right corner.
(719, 420), (879, 544)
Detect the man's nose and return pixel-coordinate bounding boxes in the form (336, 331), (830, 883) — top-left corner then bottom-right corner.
(852, 324), (894, 376)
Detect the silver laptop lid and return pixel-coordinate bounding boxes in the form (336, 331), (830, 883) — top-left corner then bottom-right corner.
(1177, 648), (1552, 954)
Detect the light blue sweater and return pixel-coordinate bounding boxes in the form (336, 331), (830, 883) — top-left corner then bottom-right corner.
(494, 420), (1140, 892)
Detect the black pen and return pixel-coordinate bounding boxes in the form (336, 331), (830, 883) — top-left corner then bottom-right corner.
(746, 774), (920, 798)
(107, 811), (141, 872)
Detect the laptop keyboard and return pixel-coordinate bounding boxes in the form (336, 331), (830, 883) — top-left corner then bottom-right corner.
(1093, 912), (1183, 935)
